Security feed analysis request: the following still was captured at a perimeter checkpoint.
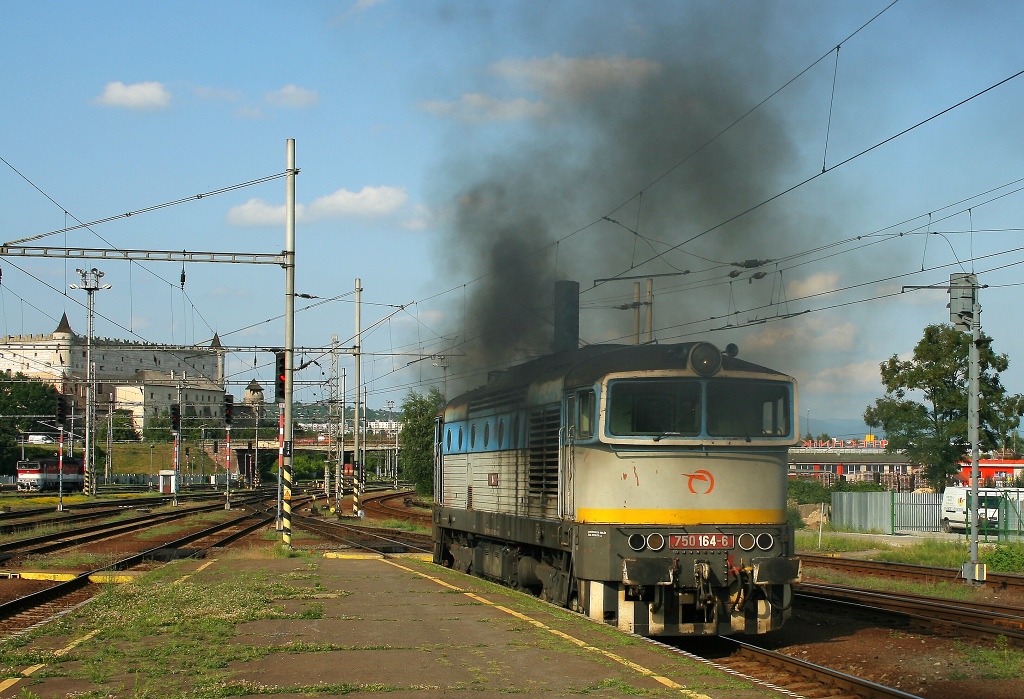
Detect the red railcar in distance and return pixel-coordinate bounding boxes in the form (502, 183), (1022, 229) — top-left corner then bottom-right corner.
(16, 457), (84, 492)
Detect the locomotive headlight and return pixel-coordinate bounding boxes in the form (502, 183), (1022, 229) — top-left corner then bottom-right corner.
(738, 532), (756, 551)
(756, 533), (775, 551)
(628, 533), (647, 551)
(646, 533), (665, 551)
(689, 342), (722, 376)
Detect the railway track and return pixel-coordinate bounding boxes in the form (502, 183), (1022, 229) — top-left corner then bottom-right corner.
(0, 495), (271, 560)
(291, 512), (433, 555)
(670, 636), (922, 699)
(0, 507), (274, 639)
(800, 552), (1024, 592)
(360, 490), (432, 527)
(796, 582), (1024, 645)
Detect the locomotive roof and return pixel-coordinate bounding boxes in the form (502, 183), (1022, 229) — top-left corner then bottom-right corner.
(446, 342), (789, 415)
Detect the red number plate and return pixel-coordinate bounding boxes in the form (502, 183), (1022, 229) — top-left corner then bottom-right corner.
(669, 533), (734, 549)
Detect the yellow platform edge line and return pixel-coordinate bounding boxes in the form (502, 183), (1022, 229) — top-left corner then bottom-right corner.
(88, 573), (141, 584)
(18, 572), (76, 582)
(383, 558), (713, 699)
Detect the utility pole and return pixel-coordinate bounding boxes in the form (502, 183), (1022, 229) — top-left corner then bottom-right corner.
(328, 334), (340, 505)
(353, 278), (362, 516)
(69, 268), (110, 497)
(386, 400), (395, 486)
(282, 138), (296, 545)
(645, 278), (654, 344)
(340, 367), (346, 502)
(105, 392), (113, 484)
(633, 281), (640, 345)
(174, 380), (182, 507)
(948, 272), (986, 584)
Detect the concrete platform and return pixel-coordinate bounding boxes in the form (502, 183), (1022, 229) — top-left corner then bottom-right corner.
(1, 552), (787, 698)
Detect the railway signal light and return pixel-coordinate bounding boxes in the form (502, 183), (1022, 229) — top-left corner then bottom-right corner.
(224, 395), (234, 425)
(170, 403), (181, 432)
(275, 351), (286, 404)
(56, 395), (68, 425)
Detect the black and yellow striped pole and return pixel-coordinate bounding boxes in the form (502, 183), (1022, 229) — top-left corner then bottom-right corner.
(351, 278), (362, 517)
(282, 138), (296, 547)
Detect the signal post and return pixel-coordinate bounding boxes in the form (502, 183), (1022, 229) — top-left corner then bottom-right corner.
(171, 402), (181, 507)
(56, 395), (67, 512)
(225, 395), (234, 509)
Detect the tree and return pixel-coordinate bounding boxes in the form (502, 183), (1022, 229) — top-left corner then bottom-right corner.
(864, 323), (1024, 487)
(0, 374), (62, 473)
(400, 387), (446, 495)
(96, 409), (142, 442)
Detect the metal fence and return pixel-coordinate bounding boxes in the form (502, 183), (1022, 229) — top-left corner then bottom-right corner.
(831, 491), (942, 534)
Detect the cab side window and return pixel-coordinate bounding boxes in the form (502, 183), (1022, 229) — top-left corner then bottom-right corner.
(578, 390), (595, 439)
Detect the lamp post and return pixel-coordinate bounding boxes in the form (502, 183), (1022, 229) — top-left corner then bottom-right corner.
(69, 267), (111, 497)
(386, 400), (394, 486)
(393, 408), (399, 490)
(149, 443), (154, 490)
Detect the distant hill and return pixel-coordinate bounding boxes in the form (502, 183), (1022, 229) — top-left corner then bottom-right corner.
(804, 417), (881, 441)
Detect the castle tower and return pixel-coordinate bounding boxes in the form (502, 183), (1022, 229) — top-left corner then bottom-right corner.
(243, 379), (265, 405)
(210, 333), (224, 388)
(52, 312), (76, 392)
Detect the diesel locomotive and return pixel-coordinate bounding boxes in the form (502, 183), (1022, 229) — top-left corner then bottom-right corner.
(433, 337), (801, 637)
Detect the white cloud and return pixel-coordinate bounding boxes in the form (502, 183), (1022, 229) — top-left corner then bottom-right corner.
(226, 198), (302, 227)
(419, 93), (547, 123)
(235, 106), (264, 120)
(786, 272), (840, 300)
(420, 54), (659, 124)
(804, 359), (885, 395)
(307, 185), (408, 220)
(266, 84), (319, 109)
(744, 319), (858, 353)
(95, 81), (171, 110)
(400, 203), (433, 231)
(490, 54), (661, 100)
(193, 85), (240, 102)
(227, 186), (407, 226)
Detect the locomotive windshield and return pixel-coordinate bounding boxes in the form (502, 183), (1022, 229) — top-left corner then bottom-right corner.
(606, 378), (791, 439)
(706, 380), (790, 438)
(608, 380), (701, 436)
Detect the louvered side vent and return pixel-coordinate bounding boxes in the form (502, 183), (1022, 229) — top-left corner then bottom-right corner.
(528, 406), (561, 496)
(468, 388), (527, 414)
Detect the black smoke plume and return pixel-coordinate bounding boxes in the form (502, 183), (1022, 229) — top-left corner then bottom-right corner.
(432, 8), (811, 392)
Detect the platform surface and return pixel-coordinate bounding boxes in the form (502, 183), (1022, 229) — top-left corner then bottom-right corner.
(0, 551), (785, 698)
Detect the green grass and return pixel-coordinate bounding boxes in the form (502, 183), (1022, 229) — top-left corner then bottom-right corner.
(21, 551), (125, 570)
(872, 538), (973, 568)
(955, 636), (1024, 679)
(795, 530), (892, 554)
(0, 554), (342, 697)
(798, 532), (1024, 575)
(806, 567), (980, 602)
(367, 518), (431, 535)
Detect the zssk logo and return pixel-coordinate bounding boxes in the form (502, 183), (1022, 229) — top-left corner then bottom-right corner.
(682, 469), (715, 494)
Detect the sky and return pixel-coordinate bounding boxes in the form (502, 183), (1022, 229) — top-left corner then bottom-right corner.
(2, 1), (1024, 437)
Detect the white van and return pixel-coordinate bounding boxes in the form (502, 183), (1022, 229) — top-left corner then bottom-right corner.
(25, 434), (54, 444)
(941, 486), (1024, 532)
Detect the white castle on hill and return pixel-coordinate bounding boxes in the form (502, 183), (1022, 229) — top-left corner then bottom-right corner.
(0, 313), (227, 435)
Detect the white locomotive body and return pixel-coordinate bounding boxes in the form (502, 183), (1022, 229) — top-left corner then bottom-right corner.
(434, 341), (801, 637)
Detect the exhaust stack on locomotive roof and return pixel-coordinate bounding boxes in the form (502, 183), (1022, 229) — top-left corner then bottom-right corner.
(552, 280), (580, 353)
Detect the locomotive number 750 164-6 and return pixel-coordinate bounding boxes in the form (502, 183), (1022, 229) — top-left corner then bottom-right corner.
(669, 533), (734, 549)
